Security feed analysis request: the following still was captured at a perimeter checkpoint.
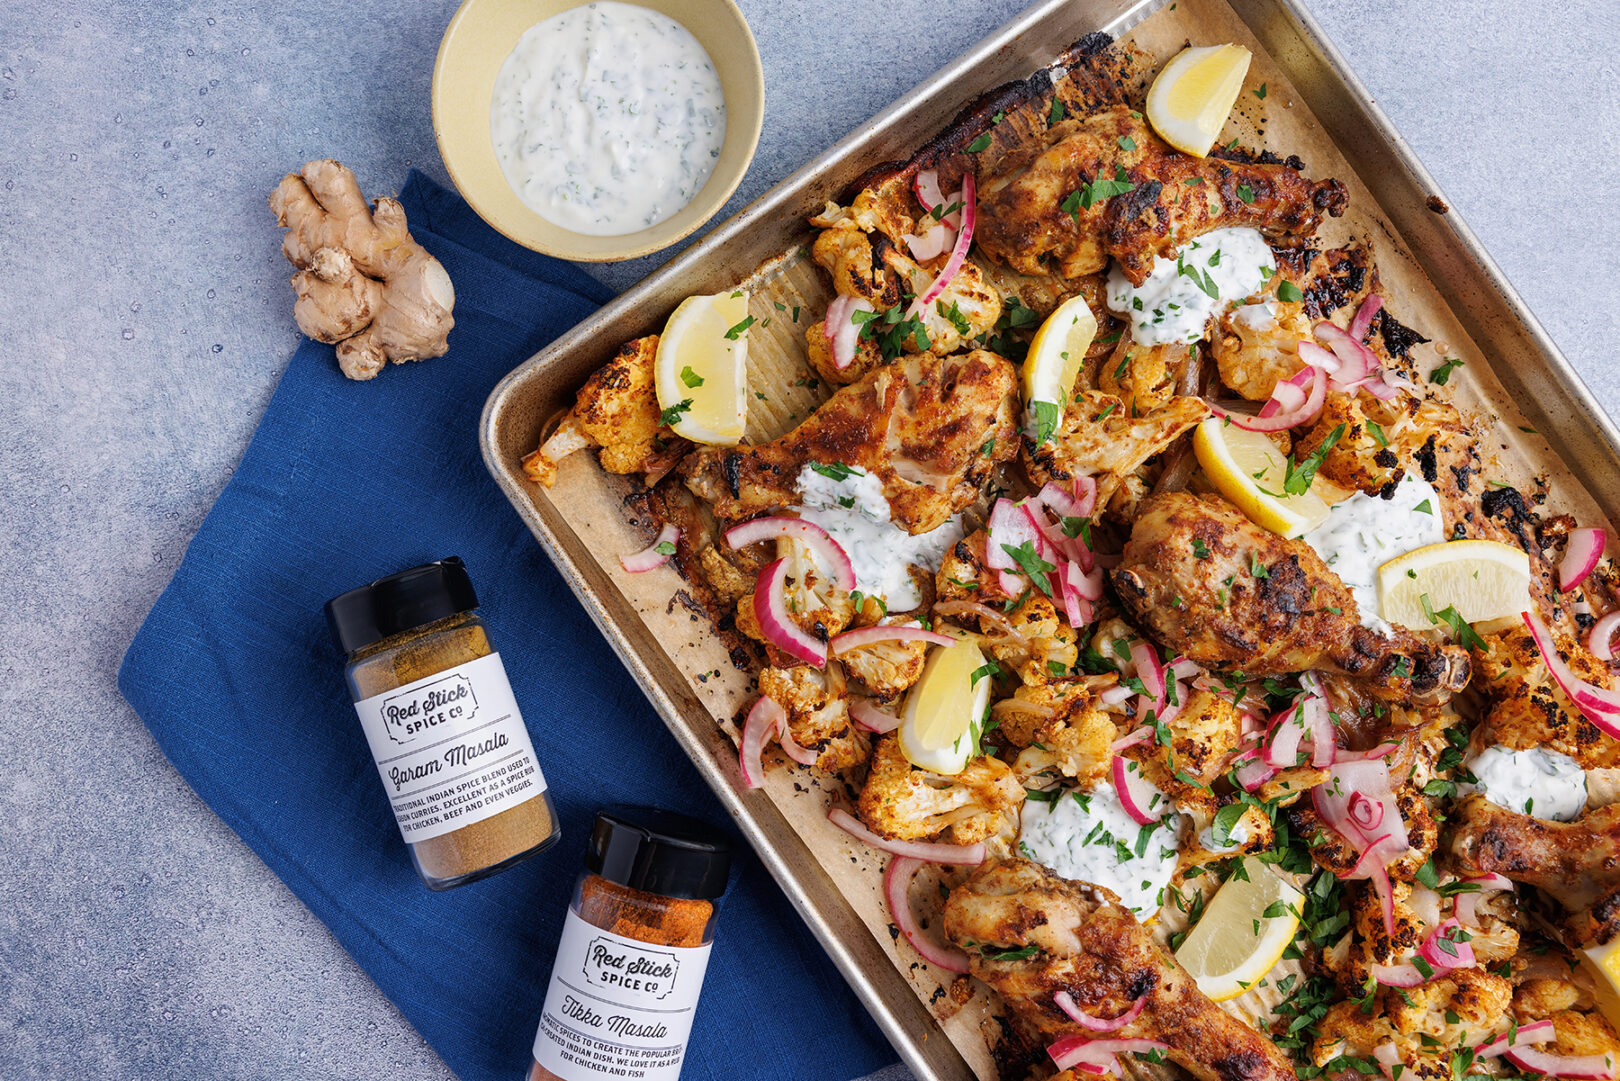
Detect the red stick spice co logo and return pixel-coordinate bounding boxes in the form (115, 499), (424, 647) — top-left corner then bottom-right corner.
(582, 936), (680, 1001)
(378, 672), (478, 746)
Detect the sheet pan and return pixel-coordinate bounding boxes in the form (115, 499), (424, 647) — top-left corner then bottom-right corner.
(481, 1), (1620, 1075)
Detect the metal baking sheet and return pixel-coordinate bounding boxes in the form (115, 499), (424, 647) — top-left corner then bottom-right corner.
(480, 1), (1620, 1077)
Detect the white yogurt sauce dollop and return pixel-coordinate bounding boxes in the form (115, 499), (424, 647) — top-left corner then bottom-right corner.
(489, 1), (726, 236)
(793, 464), (963, 612)
(1464, 745), (1587, 821)
(1105, 227), (1277, 346)
(1019, 783), (1182, 920)
(1303, 475), (1445, 635)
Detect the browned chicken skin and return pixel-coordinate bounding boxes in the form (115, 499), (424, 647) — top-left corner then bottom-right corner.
(682, 350), (1019, 534)
(943, 859), (1296, 1081)
(1448, 794), (1620, 946)
(975, 106), (1347, 285)
(1110, 492), (1471, 702)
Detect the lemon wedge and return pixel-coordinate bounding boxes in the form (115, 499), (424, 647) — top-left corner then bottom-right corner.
(1192, 416), (1330, 538)
(898, 637), (991, 776)
(1581, 940), (1620, 1031)
(1174, 858), (1302, 1002)
(1023, 296), (1098, 443)
(1146, 44), (1253, 158)
(1377, 539), (1531, 630)
(654, 290), (750, 445)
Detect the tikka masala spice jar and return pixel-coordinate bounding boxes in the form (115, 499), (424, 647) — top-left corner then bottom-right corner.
(529, 805), (731, 1081)
(326, 557), (559, 889)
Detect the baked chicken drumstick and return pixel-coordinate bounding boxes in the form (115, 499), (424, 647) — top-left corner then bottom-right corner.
(974, 105), (1347, 284)
(1110, 492), (1471, 702)
(943, 859), (1296, 1081)
(1448, 794), (1620, 947)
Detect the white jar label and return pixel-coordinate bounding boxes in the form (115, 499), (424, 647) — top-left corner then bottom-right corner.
(532, 909), (713, 1080)
(352, 652), (545, 843)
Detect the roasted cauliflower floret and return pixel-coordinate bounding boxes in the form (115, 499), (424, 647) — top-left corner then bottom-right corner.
(1211, 288), (1312, 402)
(1004, 691), (1117, 791)
(984, 592), (1080, 686)
(756, 663), (866, 772)
(1474, 625), (1620, 768)
(1387, 968), (1513, 1048)
(935, 531), (1017, 605)
(1096, 336), (1187, 415)
(521, 335), (690, 486)
(994, 681), (1096, 749)
(1290, 782), (1438, 881)
(857, 734), (1024, 848)
(1134, 684), (1242, 793)
(734, 537), (855, 667)
(1514, 977), (1620, 1064)
(1332, 878), (1431, 989)
(838, 622), (932, 701)
(1314, 971), (1513, 1081)
(1023, 390), (1208, 518)
(808, 216), (1000, 374)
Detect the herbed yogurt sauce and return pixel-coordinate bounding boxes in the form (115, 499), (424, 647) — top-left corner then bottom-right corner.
(1464, 745), (1587, 821)
(1105, 227), (1277, 346)
(1019, 783), (1182, 920)
(489, 2), (726, 236)
(794, 464), (963, 612)
(1303, 475), (1446, 635)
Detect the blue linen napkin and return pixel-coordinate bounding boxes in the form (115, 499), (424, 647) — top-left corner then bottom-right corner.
(118, 170), (899, 1081)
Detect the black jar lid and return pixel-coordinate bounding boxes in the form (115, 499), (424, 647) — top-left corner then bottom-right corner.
(324, 557), (480, 655)
(586, 805), (732, 901)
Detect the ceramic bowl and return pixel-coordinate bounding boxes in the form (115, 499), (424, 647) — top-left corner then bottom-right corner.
(432, 0), (764, 261)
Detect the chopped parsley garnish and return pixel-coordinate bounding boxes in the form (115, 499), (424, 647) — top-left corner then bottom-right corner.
(1236, 183), (1256, 204)
(970, 661), (1002, 687)
(1290, 425), (1344, 493)
(1000, 540), (1056, 597)
(937, 299), (972, 336)
(679, 365), (705, 388)
(1060, 189), (1084, 226)
(1254, 83), (1268, 99)
(1078, 165), (1136, 209)
(976, 943), (1037, 962)
(809, 461), (862, 481)
(1420, 593), (1487, 650)
(1177, 254), (1221, 300)
(1192, 537), (1211, 560)
(1030, 399), (1061, 445)
(1414, 498), (1433, 514)
(1211, 802), (1247, 847)
(723, 315), (755, 340)
(1118, 135), (1137, 151)
(1430, 356), (1465, 385)
(659, 399), (692, 426)
(856, 302), (930, 358)
(1049, 99), (1066, 125)
(966, 133), (993, 153)
(1276, 280), (1304, 304)
(653, 541), (676, 556)
(1366, 419), (1388, 447)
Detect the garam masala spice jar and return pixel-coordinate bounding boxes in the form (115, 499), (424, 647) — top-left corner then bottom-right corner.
(529, 806), (731, 1081)
(326, 557), (559, 890)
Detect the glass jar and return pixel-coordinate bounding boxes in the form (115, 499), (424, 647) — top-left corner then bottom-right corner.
(529, 805), (731, 1081)
(326, 557), (559, 889)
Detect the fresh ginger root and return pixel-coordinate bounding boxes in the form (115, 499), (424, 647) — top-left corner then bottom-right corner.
(269, 160), (455, 380)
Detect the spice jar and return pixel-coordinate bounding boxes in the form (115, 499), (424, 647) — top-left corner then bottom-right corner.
(529, 805), (731, 1081)
(326, 557), (559, 890)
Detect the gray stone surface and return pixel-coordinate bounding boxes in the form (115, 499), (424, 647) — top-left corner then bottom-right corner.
(1, 0), (1615, 1078)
